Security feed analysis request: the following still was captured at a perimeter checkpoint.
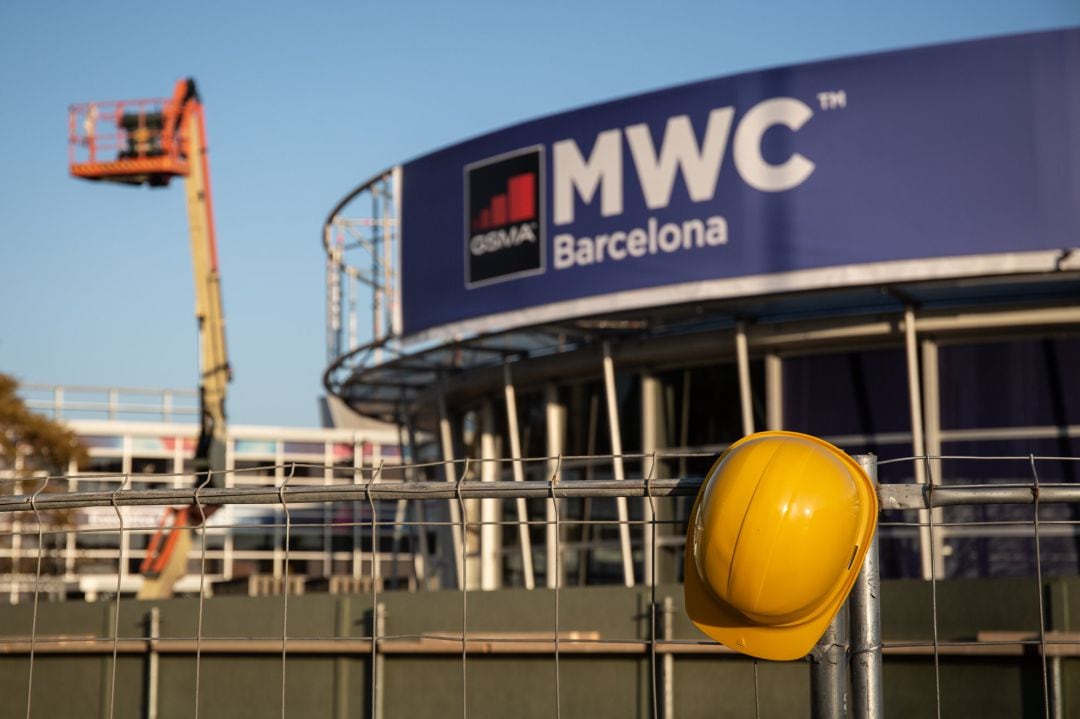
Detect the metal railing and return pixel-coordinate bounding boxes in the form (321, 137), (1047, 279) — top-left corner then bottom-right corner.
(0, 452), (1077, 718)
(18, 384), (199, 423)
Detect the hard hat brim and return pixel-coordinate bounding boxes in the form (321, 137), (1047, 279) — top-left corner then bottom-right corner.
(683, 431), (878, 662)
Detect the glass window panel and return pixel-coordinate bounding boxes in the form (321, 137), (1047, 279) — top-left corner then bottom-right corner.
(81, 435), (123, 450)
(131, 436), (167, 453)
(939, 337), (1080, 430)
(684, 361), (763, 449)
(283, 441), (324, 455)
(233, 439), (278, 455)
(783, 348), (909, 441)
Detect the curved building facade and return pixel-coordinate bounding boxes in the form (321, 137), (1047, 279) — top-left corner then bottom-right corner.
(323, 29), (1080, 589)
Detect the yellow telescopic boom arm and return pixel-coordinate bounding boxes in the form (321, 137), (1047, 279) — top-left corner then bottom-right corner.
(178, 81), (230, 485)
(68, 77), (231, 598)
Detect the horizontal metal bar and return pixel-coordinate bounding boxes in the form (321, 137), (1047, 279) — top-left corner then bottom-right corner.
(0, 637), (726, 656)
(3, 635), (1079, 657)
(24, 400), (198, 414)
(20, 385), (198, 397)
(1, 479), (1079, 514)
(878, 484), (1080, 510)
(939, 425), (1080, 442)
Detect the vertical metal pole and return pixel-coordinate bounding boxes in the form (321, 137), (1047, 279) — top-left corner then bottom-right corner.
(390, 420), (405, 587)
(146, 608), (160, 719)
(575, 390), (601, 586)
(503, 363), (536, 589)
(735, 322), (755, 436)
(390, 409), (411, 589)
(371, 442), (383, 591)
(372, 197), (384, 366)
(120, 435), (132, 584)
(223, 433), (235, 580)
(810, 604), (849, 719)
(601, 342), (635, 588)
(323, 442), (334, 578)
(325, 226), (339, 362)
(851, 453), (883, 719)
(65, 464), (77, 578)
(903, 307), (935, 581)
(1049, 655), (1063, 719)
(10, 476), (22, 602)
(273, 441), (285, 580)
(641, 372), (660, 586)
(390, 166), (405, 338)
(352, 434), (364, 581)
(325, 240), (343, 355)
(438, 388), (466, 589)
(348, 271), (359, 354)
(545, 383), (565, 589)
(765, 352), (783, 430)
(479, 402), (501, 590)
(382, 181), (393, 344)
(661, 596), (674, 719)
(373, 602), (385, 719)
(920, 339), (946, 579)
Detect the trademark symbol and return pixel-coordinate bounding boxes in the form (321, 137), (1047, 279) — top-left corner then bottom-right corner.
(817, 90), (847, 110)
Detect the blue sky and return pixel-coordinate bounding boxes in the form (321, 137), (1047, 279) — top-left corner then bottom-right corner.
(1, 1), (1077, 427)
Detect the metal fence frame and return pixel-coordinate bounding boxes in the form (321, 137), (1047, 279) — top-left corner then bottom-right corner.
(1, 452), (1079, 718)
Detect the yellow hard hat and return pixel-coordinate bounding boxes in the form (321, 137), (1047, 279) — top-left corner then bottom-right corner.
(684, 430), (877, 661)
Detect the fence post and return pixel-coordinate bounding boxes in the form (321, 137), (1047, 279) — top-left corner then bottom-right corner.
(850, 453), (883, 719)
(372, 601), (385, 719)
(146, 608), (160, 719)
(660, 596), (674, 719)
(334, 598), (350, 719)
(810, 603), (849, 718)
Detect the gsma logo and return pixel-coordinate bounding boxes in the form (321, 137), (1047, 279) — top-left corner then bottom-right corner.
(465, 146), (544, 287)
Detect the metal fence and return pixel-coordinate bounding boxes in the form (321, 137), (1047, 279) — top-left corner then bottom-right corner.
(0, 452), (1078, 718)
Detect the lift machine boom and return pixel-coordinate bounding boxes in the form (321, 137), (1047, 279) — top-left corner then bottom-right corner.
(69, 78), (230, 598)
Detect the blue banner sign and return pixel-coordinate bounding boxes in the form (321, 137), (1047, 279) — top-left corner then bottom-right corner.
(400, 29), (1080, 338)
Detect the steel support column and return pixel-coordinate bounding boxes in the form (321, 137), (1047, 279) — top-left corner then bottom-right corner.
(765, 352), (783, 430)
(352, 433), (364, 581)
(602, 342), (636, 587)
(437, 388), (465, 589)
(503, 363), (536, 589)
(544, 383), (565, 589)
(903, 307), (935, 580)
(641, 372), (660, 586)
(479, 402), (502, 590)
(146, 608), (160, 719)
(851, 453), (883, 719)
(920, 338), (946, 578)
(735, 322), (755, 436)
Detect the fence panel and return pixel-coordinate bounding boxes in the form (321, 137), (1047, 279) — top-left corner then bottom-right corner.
(0, 452), (1077, 718)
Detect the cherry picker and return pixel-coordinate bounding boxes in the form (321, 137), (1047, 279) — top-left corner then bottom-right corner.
(69, 78), (230, 599)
